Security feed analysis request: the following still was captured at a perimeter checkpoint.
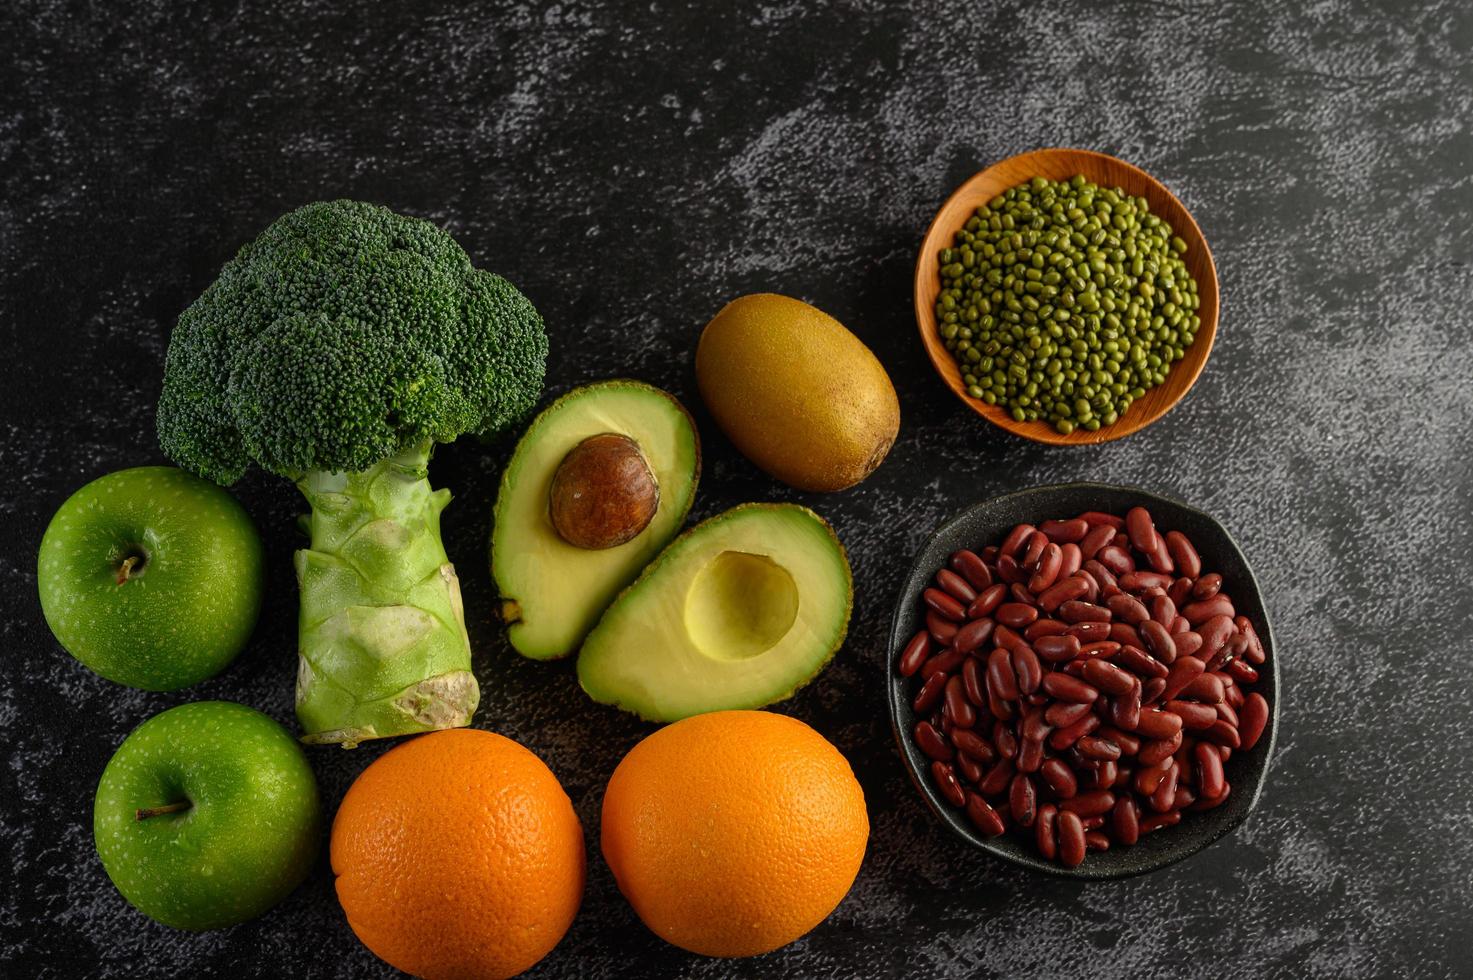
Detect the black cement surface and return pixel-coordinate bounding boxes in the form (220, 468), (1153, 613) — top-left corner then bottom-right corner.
(3, 1), (1471, 977)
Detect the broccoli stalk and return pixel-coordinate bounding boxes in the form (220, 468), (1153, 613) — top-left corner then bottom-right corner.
(156, 201), (547, 746)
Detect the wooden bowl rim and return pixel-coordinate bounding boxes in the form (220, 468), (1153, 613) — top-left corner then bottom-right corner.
(913, 148), (1219, 445)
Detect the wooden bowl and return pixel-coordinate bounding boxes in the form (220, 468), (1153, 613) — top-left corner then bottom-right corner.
(913, 149), (1219, 445)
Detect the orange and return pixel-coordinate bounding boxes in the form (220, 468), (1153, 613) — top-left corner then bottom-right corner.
(600, 710), (868, 957)
(331, 728), (585, 980)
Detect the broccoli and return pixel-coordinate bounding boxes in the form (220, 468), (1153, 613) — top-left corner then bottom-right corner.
(157, 200), (547, 747)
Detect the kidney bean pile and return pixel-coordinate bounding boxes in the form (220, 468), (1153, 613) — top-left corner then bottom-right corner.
(898, 507), (1270, 868)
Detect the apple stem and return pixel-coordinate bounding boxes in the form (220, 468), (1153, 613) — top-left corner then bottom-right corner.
(135, 800), (192, 821)
(116, 555), (140, 586)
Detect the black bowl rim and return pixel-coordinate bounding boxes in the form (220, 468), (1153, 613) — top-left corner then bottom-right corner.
(886, 482), (1280, 879)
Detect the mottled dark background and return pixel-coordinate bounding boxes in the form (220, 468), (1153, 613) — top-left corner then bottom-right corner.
(3, 1), (1471, 977)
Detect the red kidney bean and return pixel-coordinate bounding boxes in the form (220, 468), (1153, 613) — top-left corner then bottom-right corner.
(1033, 634), (1081, 663)
(1125, 507), (1156, 552)
(1035, 804), (1059, 858)
(967, 584), (1007, 620)
(1149, 762), (1179, 813)
(1149, 594), (1177, 628)
(1115, 645), (1168, 679)
(1000, 523), (1036, 559)
(1179, 672), (1225, 703)
(1162, 531), (1201, 579)
(1042, 673), (1100, 703)
(1039, 757), (1078, 799)
(913, 670), (948, 714)
(996, 555), (1025, 585)
(1106, 796), (1137, 845)
(1138, 620), (1177, 664)
(944, 676), (976, 728)
(1075, 510), (1125, 529)
(988, 686), (1016, 723)
(965, 792), (1007, 837)
(1195, 742), (1225, 799)
(1025, 618), (1069, 641)
(1223, 678), (1244, 707)
(954, 618), (996, 656)
(993, 721), (1020, 761)
(1235, 616), (1266, 665)
(1191, 572), (1222, 600)
(950, 549), (993, 591)
(924, 588), (966, 622)
(1138, 728), (1183, 766)
(1022, 530), (1051, 568)
(932, 760), (967, 807)
(1105, 593), (1150, 625)
(1065, 621), (1111, 644)
(1239, 692), (1269, 750)
(1132, 708), (1184, 740)
(1057, 811), (1086, 867)
(920, 646), (966, 681)
(956, 752), (984, 784)
(1227, 659), (1259, 684)
(1059, 600), (1111, 624)
(1078, 522), (1116, 561)
(1082, 659), (1136, 696)
(1168, 615), (1190, 635)
(1049, 713), (1100, 751)
(1145, 536), (1175, 575)
(936, 568), (978, 606)
(1010, 773), (1038, 827)
(1099, 725), (1141, 757)
(979, 757), (1015, 797)
(1202, 719), (1241, 749)
(1077, 735), (1122, 761)
(1076, 641), (1121, 661)
(1140, 676), (1167, 705)
(1036, 574), (1090, 613)
(986, 648), (1021, 702)
(1189, 783), (1230, 812)
(1164, 699), (1217, 731)
(1060, 789), (1115, 818)
(1173, 630), (1204, 659)
(1107, 622), (1142, 649)
(1197, 613), (1236, 660)
(1027, 543), (1063, 593)
(1134, 755), (1171, 795)
(1007, 582), (1033, 605)
(1095, 545), (1135, 576)
(988, 624), (1023, 653)
(914, 721), (952, 761)
(1173, 785), (1197, 810)
(1119, 570), (1174, 593)
(1140, 810), (1182, 834)
(996, 602), (1040, 630)
(1058, 543), (1083, 579)
(927, 611), (959, 645)
(898, 630), (932, 677)
(1016, 736), (1045, 773)
(1012, 645), (1043, 695)
(1158, 656), (1206, 703)
(951, 728), (994, 764)
(1081, 559), (1119, 591)
(962, 657), (989, 709)
(1082, 830), (1109, 852)
(1206, 634), (1248, 673)
(1109, 691), (1143, 732)
(1182, 594), (1235, 626)
(1045, 700), (1092, 727)
(1037, 517), (1088, 544)
(1167, 576), (1194, 606)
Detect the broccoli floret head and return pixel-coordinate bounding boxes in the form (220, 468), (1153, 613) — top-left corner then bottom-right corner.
(157, 200), (547, 484)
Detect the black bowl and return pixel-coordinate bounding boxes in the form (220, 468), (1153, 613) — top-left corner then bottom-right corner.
(888, 483), (1279, 878)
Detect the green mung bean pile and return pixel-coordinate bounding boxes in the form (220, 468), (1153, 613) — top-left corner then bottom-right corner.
(936, 174), (1201, 434)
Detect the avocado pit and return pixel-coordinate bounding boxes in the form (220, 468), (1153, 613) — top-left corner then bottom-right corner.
(549, 433), (660, 550)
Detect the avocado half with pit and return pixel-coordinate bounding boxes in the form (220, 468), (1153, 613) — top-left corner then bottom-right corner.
(491, 381), (700, 660)
(577, 503), (853, 721)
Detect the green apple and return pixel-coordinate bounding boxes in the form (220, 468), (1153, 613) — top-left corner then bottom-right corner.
(38, 465), (264, 691)
(93, 701), (322, 930)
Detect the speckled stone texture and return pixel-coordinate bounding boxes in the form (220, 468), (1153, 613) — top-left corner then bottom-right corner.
(2, 0), (1470, 977)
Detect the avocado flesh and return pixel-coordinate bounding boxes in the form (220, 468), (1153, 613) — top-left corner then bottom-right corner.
(577, 503), (852, 721)
(492, 381), (699, 660)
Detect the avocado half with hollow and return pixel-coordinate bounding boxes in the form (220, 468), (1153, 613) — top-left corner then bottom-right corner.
(492, 381), (700, 660)
(576, 503), (852, 721)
